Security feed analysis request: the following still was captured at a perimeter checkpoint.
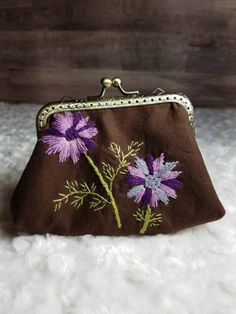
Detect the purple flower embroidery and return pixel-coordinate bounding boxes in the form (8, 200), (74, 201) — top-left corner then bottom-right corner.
(42, 112), (98, 163)
(125, 153), (182, 207)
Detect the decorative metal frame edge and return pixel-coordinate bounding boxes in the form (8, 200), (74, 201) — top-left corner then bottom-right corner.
(36, 93), (195, 133)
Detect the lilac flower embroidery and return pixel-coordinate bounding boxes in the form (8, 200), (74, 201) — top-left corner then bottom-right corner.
(125, 153), (182, 207)
(42, 112), (98, 163)
(42, 111), (123, 229)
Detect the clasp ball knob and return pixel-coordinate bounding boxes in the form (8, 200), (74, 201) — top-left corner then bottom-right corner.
(101, 77), (112, 89)
(112, 77), (122, 87)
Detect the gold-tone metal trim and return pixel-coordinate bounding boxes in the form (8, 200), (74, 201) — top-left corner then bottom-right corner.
(36, 93), (195, 133)
(111, 77), (139, 96)
(88, 77), (139, 100)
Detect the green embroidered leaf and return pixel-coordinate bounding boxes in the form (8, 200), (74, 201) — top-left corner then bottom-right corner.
(71, 195), (85, 209)
(54, 202), (62, 212)
(119, 169), (128, 175)
(133, 206), (162, 234)
(133, 208), (145, 222)
(108, 142), (123, 161)
(108, 141), (143, 163)
(70, 182), (97, 209)
(102, 162), (115, 181)
(149, 213), (162, 227)
(127, 141), (144, 156)
(53, 181), (79, 211)
(70, 180), (78, 188)
(90, 197), (107, 212)
(53, 180), (110, 212)
(80, 182), (88, 191)
(106, 141), (144, 191)
(65, 180), (78, 193)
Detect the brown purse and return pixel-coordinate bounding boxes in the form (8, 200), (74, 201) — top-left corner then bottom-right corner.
(11, 77), (225, 236)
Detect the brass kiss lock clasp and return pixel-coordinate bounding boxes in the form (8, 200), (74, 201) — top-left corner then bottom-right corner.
(89, 77), (140, 100)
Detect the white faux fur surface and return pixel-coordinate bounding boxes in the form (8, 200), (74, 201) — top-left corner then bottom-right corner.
(0, 103), (236, 314)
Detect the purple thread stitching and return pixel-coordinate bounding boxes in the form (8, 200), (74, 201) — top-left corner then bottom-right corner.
(41, 111), (98, 164)
(126, 153), (182, 207)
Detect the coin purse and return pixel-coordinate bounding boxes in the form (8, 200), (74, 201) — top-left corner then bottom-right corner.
(11, 77), (225, 236)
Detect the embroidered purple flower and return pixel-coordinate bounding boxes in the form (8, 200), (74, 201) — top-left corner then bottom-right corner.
(125, 153), (182, 207)
(42, 111), (98, 163)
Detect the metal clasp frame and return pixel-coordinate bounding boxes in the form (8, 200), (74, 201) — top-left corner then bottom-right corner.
(88, 77), (140, 100)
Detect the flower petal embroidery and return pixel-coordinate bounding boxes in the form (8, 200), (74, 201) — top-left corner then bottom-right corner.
(141, 187), (152, 205)
(68, 139), (87, 164)
(162, 170), (182, 180)
(134, 157), (149, 175)
(127, 185), (145, 199)
(76, 118), (95, 132)
(127, 166), (146, 179)
(43, 135), (68, 154)
(153, 153), (165, 173)
(155, 188), (169, 205)
(78, 127), (98, 138)
(162, 178), (182, 189)
(42, 111), (98, 163)
(53, 112), (74, 134)
(125, 174), (145, 186)
(134, 185), (146, 203)
(72, 112), (83, 127)
(158, 161), (179, 177)
(150, 191), (159, 208)
(125, 153), (182, 208)
(159, 184), (177, 201)
(80, 137), (96, 150)
(146, 155), (154, 175)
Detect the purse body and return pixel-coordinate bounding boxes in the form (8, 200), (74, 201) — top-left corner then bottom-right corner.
(11, 88), (225, 236)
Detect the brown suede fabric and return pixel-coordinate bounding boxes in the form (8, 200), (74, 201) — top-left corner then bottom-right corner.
(11, 102), (225, 236)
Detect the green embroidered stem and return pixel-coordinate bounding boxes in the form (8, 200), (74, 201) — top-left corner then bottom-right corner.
(140, 205), (152, 235)
(133, 206), (162, 234)
(84, 154), (122, 228)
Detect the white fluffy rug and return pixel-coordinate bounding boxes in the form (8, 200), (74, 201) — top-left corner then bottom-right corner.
(0, 103), (235, 314)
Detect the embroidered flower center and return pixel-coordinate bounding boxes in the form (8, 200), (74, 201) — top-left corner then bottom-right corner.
(65, 126), (79, 141)
(144, 174), (161, 191)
